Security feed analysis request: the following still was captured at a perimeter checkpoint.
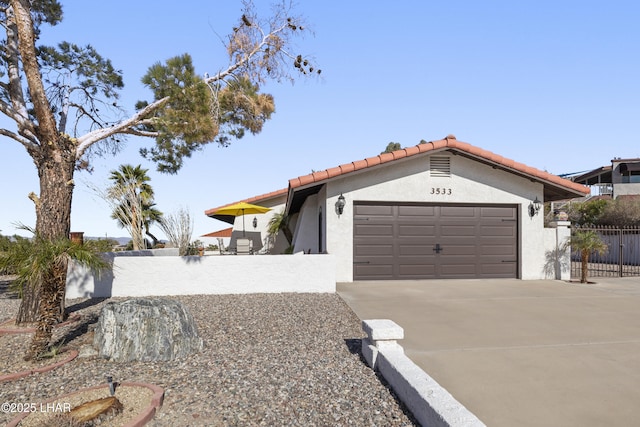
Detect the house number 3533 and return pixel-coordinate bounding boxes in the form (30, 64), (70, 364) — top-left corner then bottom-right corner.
(431, 188), (452, 195)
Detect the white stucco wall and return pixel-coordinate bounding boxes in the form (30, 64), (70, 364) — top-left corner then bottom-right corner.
(66, 253), (335, 298)
(292, 193), (321, 253)
(542, 221), (571, 280)
(306, 152), (548, 281)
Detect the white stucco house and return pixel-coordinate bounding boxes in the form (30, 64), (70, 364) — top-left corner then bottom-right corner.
(206, 135), (589, 282)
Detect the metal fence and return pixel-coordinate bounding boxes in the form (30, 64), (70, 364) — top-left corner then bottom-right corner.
(571, 226), (640, 278)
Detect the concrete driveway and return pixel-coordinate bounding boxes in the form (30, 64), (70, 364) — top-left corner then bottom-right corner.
(337, 278), (640, 427)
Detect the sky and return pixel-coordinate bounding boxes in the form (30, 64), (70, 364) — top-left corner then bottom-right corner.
(1, 0), (639, 240)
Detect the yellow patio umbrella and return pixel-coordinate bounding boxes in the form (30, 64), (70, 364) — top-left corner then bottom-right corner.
(210, 202), (272, 236)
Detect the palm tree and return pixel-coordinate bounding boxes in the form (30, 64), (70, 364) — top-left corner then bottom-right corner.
(108, 165), (160, 250)
(0, 226), (108, 359)
(571, 230), (608, 283)
(142, 203), (163, 247)
(267, 210), (293, 252)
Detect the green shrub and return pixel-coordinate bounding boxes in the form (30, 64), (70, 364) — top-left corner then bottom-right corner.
(84, 238), (119, 253)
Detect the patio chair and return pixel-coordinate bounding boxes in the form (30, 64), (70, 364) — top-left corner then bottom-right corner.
(236, 238), (252, 255)
(217, 238), (230, 255)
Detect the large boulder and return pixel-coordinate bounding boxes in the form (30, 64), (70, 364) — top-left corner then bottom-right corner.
(94, 298), (203, 362)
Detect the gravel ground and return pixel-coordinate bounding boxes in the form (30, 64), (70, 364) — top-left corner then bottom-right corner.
(0, 279), (416, 426)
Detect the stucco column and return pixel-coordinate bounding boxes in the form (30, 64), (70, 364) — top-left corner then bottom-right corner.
(548, 220), (571, 280)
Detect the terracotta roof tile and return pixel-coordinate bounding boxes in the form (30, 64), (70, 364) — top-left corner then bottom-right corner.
(313, 170), (329, 181)
(288, 135), (589, 196)
(379, 152), (394, 163)
(392, 149), (408, 160)
(326, 167), (342, 178)
(340, 163), (355, 174)
(365, 155), (381, 167)
(352, 159), (368, 170)
(404, 146), (420, 156)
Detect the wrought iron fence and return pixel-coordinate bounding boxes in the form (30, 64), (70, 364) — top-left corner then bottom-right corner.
(571, 225), (640, 278)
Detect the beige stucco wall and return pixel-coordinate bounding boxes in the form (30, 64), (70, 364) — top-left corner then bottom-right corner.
(298, 152), (548, 281)
(614, 183), (640, 198)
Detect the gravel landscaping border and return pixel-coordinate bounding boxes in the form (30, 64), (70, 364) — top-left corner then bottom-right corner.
(0, 287), (417, 426)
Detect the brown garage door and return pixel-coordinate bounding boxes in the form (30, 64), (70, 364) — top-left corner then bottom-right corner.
(353, 203), (518, 280)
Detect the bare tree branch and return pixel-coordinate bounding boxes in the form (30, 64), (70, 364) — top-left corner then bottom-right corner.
(0, 127), (37, 150)
(74, 96), (169, 159)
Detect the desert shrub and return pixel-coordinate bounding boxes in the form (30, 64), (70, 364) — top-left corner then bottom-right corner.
(84, 238), (119, 253)
(566, 199), (609, 226)
(0, 234), (30, 275)
(159, 208), (193, 256)
(597, 198), (640, 227)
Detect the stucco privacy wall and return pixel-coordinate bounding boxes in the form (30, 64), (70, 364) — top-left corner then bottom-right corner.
(66, 254), (335, 298)
(542, 221), (572, 280)
(317, 152), (547, 282)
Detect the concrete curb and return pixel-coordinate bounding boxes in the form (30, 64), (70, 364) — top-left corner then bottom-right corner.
(6, 382), (164, 427)
(0, 349), (79, 383)
(362, 319), (485, 427)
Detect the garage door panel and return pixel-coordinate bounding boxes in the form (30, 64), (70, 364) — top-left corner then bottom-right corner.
(354, 264), (394, 279)
(480, 245), (517, 256)
(481, 263), (517, 275)
(353, 203), (517, 280)
(399, 245), (437, 256)
(441, 245), (477, 255)
(480, 206), (517, 218)
(480, 226), (516, 237)
(355, 204), (394, 217)
(398, 205), (436, 217)
(398, 224), (435, 236)
(440, 206), (476, 217)
(354, 224), (394, 236)
(441, 225), (477, 236)
(399, 264), (436, 277)
(354, 244), (394, 256)
(440, 264), (477, 275)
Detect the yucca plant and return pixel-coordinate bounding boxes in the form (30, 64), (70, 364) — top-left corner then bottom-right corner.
(571, 230), (608, 283)
(0, 226), (109, 360)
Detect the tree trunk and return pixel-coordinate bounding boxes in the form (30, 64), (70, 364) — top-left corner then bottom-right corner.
(22, 147), (76, 358)
(11, 0), (74, 334)
(146, 230), (159, 248)
(15, 279), (39, 324)
(580, 251), (589, 283)
(26, 274), (58, 360)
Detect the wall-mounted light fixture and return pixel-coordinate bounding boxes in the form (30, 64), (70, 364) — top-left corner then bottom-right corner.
(335, 193), (346, 216)
(528, 196), (542, 217)
(252, 217), (258, 229)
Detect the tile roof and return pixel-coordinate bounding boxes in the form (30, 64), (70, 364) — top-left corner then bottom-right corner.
(205, 188), (287, 217)
(201, 227), (233, 238)
(288, 135), (589, 196)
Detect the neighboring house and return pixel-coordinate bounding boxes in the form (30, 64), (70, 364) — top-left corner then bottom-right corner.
(200, 227), (233, 250)
(570, 157), (640, 199)
(205, 188), (288, 253)
(206, 135), (589, 281)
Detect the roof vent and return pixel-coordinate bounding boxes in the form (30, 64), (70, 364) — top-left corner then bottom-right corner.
(430, 156), (451, 177)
